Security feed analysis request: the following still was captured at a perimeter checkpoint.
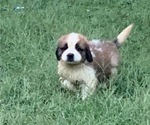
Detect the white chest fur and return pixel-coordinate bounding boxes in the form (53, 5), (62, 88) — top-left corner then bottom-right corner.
(58, 61), (98, 100)
(58, 61), (96, 83)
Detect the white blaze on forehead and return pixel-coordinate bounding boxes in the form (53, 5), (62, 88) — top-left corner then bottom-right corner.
(67, 32), (79, 48)
(61, 32), (82, 63)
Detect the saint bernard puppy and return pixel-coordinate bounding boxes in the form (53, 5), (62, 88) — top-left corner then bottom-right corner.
(55, 24), (133, 100)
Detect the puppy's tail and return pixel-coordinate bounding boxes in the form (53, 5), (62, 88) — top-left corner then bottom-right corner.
(113, 24), (134, 48)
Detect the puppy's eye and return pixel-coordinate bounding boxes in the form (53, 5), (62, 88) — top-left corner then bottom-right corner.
(75, 44), (84, 51)
(60, 44), (68, 50)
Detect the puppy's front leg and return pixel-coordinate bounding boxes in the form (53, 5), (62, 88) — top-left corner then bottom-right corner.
(59, 77), (77, 92)
(81, 78), (98, 100)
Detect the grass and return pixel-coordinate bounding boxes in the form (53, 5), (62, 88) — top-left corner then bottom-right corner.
(0, 0), (150, 124)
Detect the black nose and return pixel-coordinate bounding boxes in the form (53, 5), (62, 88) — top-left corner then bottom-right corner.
(67, 53), (74, 62)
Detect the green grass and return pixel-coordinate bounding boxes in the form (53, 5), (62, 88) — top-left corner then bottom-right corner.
(0, 0), (150, 124)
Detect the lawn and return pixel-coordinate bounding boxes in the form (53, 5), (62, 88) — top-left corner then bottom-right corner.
(0, 0), (150, 124)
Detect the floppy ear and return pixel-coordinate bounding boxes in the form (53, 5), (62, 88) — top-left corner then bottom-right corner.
(55, 47), (61, 61)
(85, 47), (93, 62)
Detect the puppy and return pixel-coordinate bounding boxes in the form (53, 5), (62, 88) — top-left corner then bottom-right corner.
(55, 24), (133, 100)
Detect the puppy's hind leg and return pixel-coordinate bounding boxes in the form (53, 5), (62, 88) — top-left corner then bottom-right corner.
(59, 77), (77, 92)
(81, 78), (98, 100)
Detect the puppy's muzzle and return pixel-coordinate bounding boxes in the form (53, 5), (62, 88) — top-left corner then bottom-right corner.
(67, 53), (74, 62)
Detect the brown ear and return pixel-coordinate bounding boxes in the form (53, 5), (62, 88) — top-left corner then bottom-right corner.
(55, 47), (61, 61)
(85, 46), (93, 62)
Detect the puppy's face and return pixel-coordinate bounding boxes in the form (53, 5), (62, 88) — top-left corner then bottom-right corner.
(56, 33), (93, 64)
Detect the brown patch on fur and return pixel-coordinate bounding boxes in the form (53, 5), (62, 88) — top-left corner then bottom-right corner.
(75, 42), (86, 62)
(78, 34), (89, 44)
(77, 34), (93, 62)
(89, 41), (119, 81)
(57, 34), (68, 47)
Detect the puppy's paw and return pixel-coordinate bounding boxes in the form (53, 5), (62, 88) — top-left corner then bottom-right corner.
(59, 77), (77, 92)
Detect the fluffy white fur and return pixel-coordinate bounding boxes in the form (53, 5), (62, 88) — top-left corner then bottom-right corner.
(58, 62), (98, 100)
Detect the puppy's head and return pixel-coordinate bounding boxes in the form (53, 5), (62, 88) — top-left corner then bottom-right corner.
(56, 33), (93, 64)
